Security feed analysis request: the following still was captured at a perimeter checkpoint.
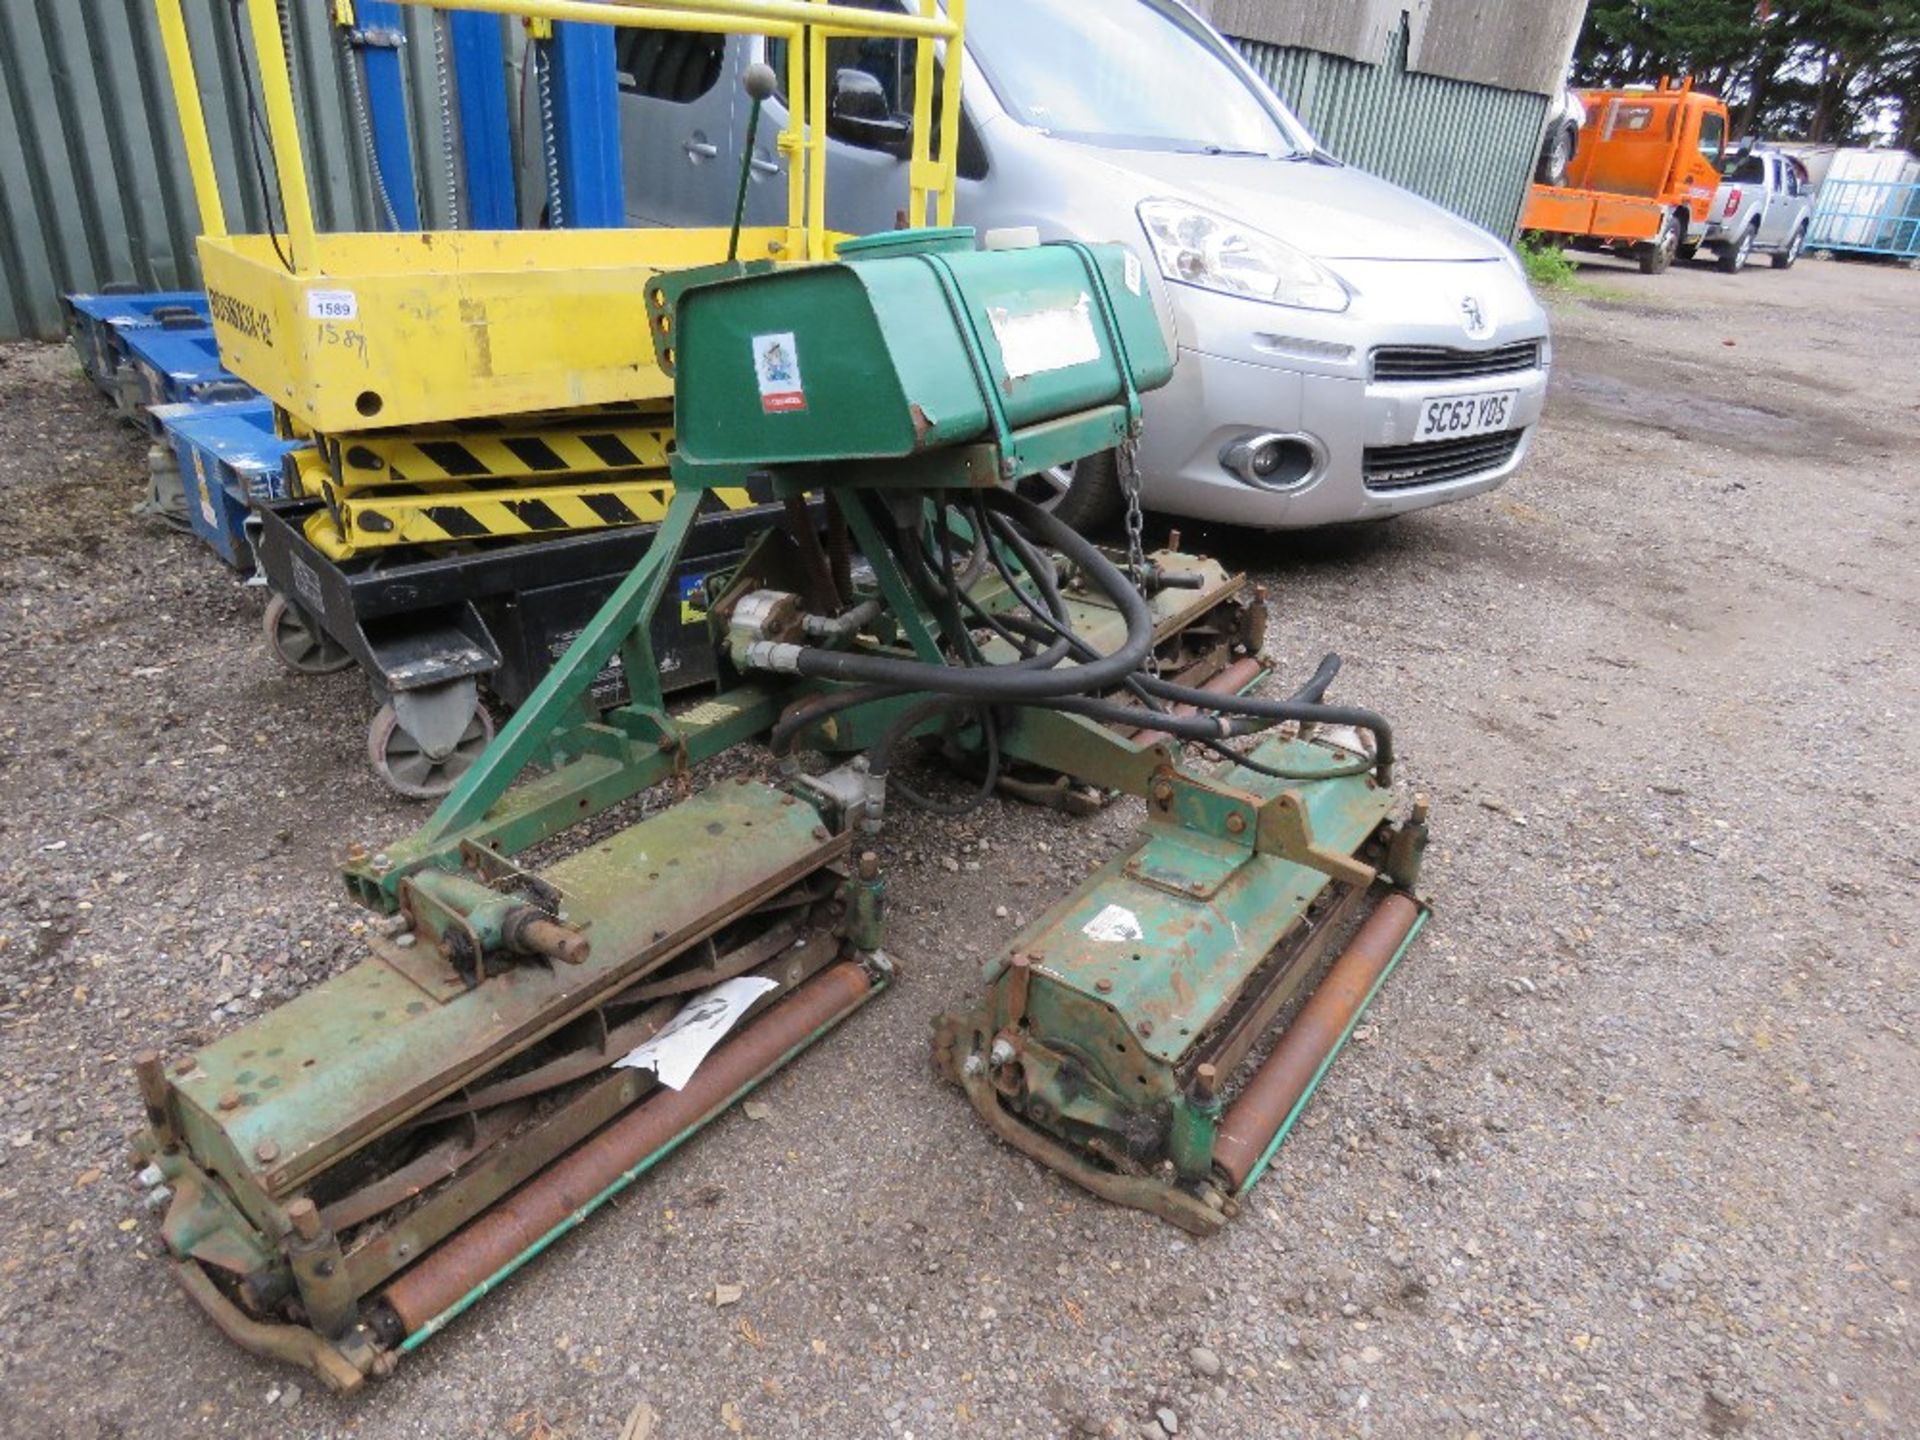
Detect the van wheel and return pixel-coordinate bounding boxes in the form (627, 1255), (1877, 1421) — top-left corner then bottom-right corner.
(1535, 123), (1576, 186)
(1017, 447), (1125, 532)
(1638, 214), (1680, 274)
(1771, 224), (1806, 270)
(1717, 224), (1756, 273)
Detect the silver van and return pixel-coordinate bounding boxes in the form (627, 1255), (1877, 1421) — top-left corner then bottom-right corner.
(603, 0), (1551, 530)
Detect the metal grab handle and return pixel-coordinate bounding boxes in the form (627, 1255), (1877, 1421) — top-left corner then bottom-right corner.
(685, 139), (719, 159)
(749, 155), (780, 175)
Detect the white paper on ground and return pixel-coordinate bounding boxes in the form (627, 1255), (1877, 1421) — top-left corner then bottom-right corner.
(612, 974), (780, 1090)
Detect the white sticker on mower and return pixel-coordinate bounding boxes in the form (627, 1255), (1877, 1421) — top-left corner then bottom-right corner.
(990, 294), (1100, 379)
(1123, 251), (1143, 296)
(1082, 903), (1144, 943)
(307, 288), (358, 321)
(751, 331), (806, 413)
(613, 974), (780, 1090)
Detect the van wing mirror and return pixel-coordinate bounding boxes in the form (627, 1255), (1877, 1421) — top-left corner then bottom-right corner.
(828, 67), (912, 158)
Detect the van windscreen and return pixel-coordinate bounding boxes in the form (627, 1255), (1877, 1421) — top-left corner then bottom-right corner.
(967, 0), (1301, 157)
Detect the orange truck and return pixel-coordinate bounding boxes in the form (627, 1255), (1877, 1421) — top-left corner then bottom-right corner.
(1523, 79), (1731, 273)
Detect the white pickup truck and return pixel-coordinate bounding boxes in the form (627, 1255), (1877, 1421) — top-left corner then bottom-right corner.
(1696, 145), (1815, 272)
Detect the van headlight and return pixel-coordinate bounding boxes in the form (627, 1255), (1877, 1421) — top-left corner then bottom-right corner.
(1138, 198), (1349, 313)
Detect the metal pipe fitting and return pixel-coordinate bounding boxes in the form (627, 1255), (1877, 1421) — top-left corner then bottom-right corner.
(744, 640), (804, 673)
(802, 597), (882, 641)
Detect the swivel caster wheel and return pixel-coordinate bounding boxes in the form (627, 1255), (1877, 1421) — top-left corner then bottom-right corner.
(367, 694), (495, 799)
(263, 593), (353, 676)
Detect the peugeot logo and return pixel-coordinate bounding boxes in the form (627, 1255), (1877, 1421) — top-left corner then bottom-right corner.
(1460, 295), (1492, 339)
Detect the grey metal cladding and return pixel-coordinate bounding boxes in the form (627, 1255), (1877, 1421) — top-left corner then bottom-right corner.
(1235, 22), (1549, 238)
(1204, 0), (1399, 64)
(1409, 0), (1588, 98)
(1209, 1), (1586, 97)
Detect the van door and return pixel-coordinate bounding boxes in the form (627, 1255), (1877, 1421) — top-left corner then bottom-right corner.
(614, 25), (740, 226)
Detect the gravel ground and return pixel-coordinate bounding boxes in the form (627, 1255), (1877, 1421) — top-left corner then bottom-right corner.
(1, 253), (1914, 1440)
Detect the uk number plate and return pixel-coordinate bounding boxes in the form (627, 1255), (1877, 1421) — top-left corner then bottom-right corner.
(1417, 390), (1517, 441)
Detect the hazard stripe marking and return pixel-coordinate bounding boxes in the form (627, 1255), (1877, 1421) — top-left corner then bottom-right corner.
(581, 432), (643, 468)
(505, 496), (568, 531)
(421, 506), (489, 539)
(582, 492), (641, 525)
(415, 441), (488, 477)
(502, 437), (568, 473)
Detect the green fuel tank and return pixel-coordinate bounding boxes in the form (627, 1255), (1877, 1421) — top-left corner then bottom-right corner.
(668, 228), (1172, 472)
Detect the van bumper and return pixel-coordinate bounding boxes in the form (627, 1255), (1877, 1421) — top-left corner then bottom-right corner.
(1134, 262), (1551, 530)
(1136, 278), (1550, 530)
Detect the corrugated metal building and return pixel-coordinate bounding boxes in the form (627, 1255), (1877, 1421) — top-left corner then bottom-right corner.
(0, 0), (1583, 341)
(1206, 0), (1588, 238)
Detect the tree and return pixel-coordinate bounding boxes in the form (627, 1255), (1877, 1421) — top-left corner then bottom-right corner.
(1571, 0), (1920, 144)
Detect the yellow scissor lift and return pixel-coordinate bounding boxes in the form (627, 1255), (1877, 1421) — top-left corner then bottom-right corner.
(157, 0), (966, 791)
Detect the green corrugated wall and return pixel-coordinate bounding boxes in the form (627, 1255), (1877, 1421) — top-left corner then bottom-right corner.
(0, 0), (457, 341)
(1232, 21), (1547, 239)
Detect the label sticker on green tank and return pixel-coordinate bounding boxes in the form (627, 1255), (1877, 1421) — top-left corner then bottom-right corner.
(752, 332), (806, 413)
(989, 295), (1100, 380)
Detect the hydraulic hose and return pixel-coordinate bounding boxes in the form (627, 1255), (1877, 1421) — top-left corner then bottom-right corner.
(768, 684), (905, 759)
(980, 504), (1070, 626)
(764, 493), (1388, 783)
(870, 696), (1004, 816)
(1134, 674), (1394, 779)
(1290, 652), (1342, 705)
(758, 489), (1154, 701)
(892, 507), (977, 664)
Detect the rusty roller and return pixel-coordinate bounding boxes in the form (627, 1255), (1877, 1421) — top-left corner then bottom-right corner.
(379, 962), (872, 1336)
(1213, 893), (1424, 1191)
(1128, 656), (1265, 748)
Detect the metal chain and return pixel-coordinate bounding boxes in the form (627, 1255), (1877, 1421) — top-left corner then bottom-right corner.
(341, 27), (401, 231)
(430, 8), (460, 228)
(1119, 436), (1158, 673)
(533, 39), (565, 228)
(1120, 437), (1147, 584)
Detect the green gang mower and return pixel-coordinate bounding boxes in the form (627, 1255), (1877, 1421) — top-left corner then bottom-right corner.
(130, 225), (1426, 1390)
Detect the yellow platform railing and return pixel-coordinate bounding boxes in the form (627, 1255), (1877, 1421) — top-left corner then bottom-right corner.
(155, 0), (965, 265)
(151, 0), (968, 433)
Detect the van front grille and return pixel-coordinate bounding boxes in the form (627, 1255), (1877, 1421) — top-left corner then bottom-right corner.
(1370, 341), (1542, 382)
(1363, 430), (1525, 492)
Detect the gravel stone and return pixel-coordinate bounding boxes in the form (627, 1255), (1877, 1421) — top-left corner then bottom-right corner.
(0, 258), (1913, 1439)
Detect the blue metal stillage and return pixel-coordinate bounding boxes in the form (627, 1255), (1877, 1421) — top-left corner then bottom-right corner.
(353, 0), (423, 230)
(449, 11), (517, 228)
(548, 21), (625, 228)
(1808, 177), (1920, 261)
